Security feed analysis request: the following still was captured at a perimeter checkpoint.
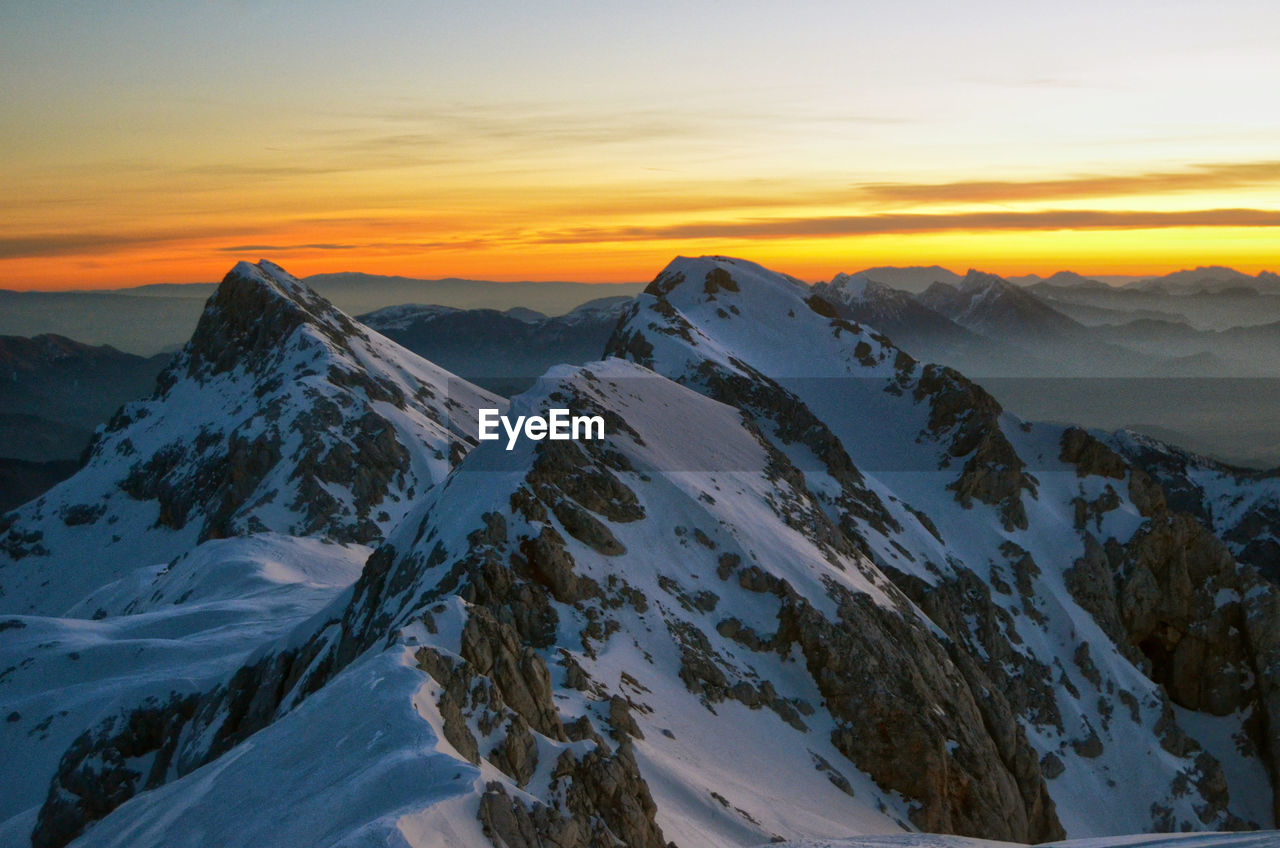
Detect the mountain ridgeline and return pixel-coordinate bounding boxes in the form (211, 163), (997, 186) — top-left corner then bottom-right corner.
(4, 258), (1280, 848)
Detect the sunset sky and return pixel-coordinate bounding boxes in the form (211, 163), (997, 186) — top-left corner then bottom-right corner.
(2, 0), (1278, 289)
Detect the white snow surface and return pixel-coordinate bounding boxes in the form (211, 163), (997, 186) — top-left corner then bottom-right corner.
(56, 649), (486, 848)
(0, 533), (367, 834)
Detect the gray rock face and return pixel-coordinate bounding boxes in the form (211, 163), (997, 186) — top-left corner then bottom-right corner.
(1061, 449), (1280, 822)
(1108, 429), (1280, 583)
(477, 739), (666, 848)
(913, 364), (1036, 531)
(32, 693), (200, 848)
(774, 582), (1063, 842)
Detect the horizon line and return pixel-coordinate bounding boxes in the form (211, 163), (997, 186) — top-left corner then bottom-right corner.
(3, 259), (1278, 294)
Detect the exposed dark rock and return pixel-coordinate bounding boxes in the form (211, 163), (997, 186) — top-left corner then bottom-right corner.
(1129, 469), (1168, 519)
(459, 608), (565, 741)
(914, 364), (1035, 531)
(477, 739), (667, 848)
(490, 716), (539, 787)
(772, 581), (1063, 842)
(704, 267), (739, 295)
(32, 693), (200, 848)
(1060, 428), (1127, 479)
(1067, 504), (1280, 820)
(414, 647), (481, 764)
(884, 565), (1063, 732)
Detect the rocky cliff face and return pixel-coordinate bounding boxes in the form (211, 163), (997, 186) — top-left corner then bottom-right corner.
(1060, 429), (1280, 823)
(1107, 428), (1280, 584)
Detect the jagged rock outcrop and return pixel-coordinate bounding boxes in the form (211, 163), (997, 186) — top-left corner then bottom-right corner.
(478, 740), (665, 848)
(774, 583), (1063, 841)
(32, 693), (200, 848)
(913, 364), (1036, 530)
(1109, 428), (1280, 583)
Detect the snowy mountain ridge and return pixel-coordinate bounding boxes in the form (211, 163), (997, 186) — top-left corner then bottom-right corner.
(4, 258), (1280, 848)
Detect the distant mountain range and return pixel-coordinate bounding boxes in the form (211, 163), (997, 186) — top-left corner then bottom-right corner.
(358, 296), (632, 395)
(0, 275), (645, 355)
(831, 264), (961, 293)
(1125, 266), (1280, 296)
(0, 334), (171, 462)
(0, 333), (172, 514)
(6, 265), (1280, 356)
(6, 260), (1280, 484)
(844, 264), (1280, 296)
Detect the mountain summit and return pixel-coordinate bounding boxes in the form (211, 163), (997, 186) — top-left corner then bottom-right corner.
(0, 261), (502, 616)
(919, 269), (1082, 340)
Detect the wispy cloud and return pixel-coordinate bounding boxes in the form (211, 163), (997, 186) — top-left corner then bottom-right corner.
(217, 243), (362, 252)
(216, 238), (501, 254)
(9, 206), (1280, 263)
(0, 226), (245, 260)
(855, 161), (1280, 205)
(0, 233), (168, 259)
(531, 208), (1280, 244)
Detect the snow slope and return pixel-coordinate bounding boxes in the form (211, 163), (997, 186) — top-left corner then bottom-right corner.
(0, 533), (367, 838)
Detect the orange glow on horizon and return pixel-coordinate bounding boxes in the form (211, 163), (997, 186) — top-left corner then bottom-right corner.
(5, 5), (1280, 291)
(3, 223), (1278, 291)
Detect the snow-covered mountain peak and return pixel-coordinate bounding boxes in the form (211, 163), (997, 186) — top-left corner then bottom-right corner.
(645, 255), (810, 307)
(47, 257), (1280, 845)
(40, 356), (1066, 846)
(13, 254), (1280, 848)
(0, 261), (503, 616)
(336, 303), (462, 332)
(920, 269), (1081, 340)
(840, 265), (961, 293)
(560, 294), (633, 322)
(179, 259), (370, 382)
